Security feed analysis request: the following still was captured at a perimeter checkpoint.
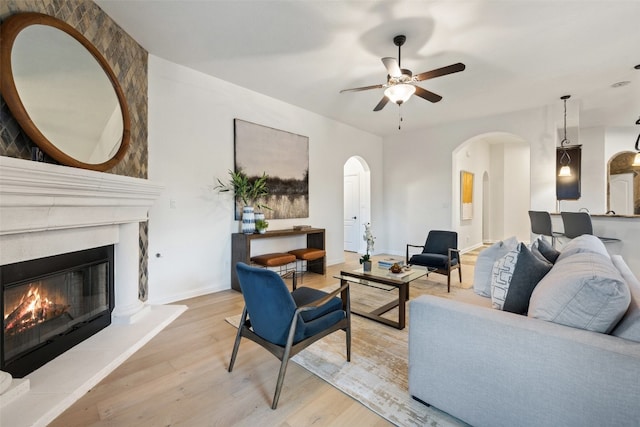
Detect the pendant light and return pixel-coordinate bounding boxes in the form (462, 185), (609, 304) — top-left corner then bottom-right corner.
(558, 95), (572, 177)
(633, 116), (640, 167)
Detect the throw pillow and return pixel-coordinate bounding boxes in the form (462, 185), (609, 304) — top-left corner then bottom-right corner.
(536, 238), (561, 264)
(530, 238), (549, 263)
(556, 234), (609, 263)
(473, 236), (518, 297)
(502, 244), (552, 314)
(528, 252), (631, 333)
(490, 246), (519, 310)
(610, 255), (640, 342)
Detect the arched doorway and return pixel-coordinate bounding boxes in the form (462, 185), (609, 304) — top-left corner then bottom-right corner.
(452, 132), (530, 247)
(344, 156), (371, 253)
(607, 151), (639, 215)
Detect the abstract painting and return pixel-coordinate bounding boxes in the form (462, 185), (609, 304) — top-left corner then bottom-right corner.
(234, 119), (309, 219)
(461, 170), (474, 220)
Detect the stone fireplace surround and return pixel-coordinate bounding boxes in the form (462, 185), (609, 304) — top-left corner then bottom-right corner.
(0, 156), (187, 426)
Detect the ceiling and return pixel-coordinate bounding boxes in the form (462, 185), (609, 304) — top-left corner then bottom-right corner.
(95, 0), (640, 137)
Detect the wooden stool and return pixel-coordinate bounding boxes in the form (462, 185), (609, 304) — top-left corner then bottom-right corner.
(288, 248), (326, 282)
(250, 252), (297, 289)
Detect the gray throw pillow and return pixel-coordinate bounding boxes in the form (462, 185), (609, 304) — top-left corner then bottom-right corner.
(536, 238), (560, 264)
(503, 243), (552, 314)
(556, 234), (609, 262)
(474, 236), (518, 297)
(529, 252), (630, 333)
(610, 255), (640, 342)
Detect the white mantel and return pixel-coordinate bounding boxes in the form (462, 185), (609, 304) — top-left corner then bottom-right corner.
(0, 156), (163, 321)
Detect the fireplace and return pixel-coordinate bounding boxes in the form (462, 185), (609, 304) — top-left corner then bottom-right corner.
(1, 246), (115, 378)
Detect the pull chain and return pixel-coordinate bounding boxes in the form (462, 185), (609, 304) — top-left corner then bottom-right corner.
(398, 105), (404, 130)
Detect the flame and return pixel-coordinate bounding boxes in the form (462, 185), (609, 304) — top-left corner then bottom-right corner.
(4, 283), (63, 334)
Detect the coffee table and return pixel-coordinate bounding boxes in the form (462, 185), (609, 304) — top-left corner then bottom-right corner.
(334, 265), (433, 329)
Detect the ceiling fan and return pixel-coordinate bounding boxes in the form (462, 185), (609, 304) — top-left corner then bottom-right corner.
(340, 35), (465, 112)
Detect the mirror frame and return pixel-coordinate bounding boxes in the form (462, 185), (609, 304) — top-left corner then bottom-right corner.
(0, 12), (130, 171)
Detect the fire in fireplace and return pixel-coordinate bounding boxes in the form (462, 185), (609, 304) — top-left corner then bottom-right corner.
(1, 246), (114, 378)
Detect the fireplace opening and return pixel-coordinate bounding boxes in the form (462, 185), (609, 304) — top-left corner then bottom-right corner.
(1, 245), (114, 378)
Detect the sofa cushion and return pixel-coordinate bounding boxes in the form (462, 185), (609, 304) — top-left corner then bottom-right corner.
(610, 255), (640, 342)
(529, 252), (631, 333)
(556, 234), (609, 262)
(490, 243), (551, 313)
(474, 236), (518, 297)
(503, 244), (552, 314)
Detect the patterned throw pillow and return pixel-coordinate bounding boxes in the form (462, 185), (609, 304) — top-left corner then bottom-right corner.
(474, 236), (518, 297)
(490, 246), (519, 310)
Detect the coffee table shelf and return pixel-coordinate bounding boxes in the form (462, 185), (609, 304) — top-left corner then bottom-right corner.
(334, 265), (433, 329)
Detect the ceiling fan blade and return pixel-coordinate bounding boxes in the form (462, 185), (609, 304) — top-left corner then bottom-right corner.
(381, 57), (402, 78)
(373, 96), (389, 111)
(414, 62), (466, 81)
(414, 86), (443, 103)
(340, 84), (384, 93)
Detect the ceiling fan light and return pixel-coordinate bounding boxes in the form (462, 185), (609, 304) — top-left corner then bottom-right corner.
(558, 165), (572, 177)
(384, 84), (415, 104)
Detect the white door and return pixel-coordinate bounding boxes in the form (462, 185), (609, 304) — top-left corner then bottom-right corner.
(344, 174), (360, 252)
(610, 173), (634, 215)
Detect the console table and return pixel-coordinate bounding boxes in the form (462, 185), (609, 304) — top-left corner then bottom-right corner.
(231, 228), (326, 291)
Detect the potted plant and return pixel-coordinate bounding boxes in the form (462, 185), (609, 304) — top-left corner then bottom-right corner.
(360, 222), (375, 272)
(255, 218), (269, 234)
(214, 170), (270, 233)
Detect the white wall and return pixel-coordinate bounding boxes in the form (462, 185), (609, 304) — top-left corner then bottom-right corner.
(147, 55), (383, 304)
(382, 106), (554, 256)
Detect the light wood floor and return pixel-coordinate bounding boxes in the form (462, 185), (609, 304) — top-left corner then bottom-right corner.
(51, 252), (476, 427)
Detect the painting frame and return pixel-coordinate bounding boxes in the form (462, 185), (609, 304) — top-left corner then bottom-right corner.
(461, 170), (474, 220)
(234, 119), (309, 220)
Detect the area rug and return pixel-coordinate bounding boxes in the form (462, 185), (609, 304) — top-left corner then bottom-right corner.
(226, 278), (472, 427)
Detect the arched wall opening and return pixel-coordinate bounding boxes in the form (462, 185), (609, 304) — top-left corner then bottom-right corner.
(607, 151), (640, 215)
(343, 156), (371, 253)
(452, 131), (531, 250)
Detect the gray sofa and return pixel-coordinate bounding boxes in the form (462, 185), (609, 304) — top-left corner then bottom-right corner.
(408, 236), (640, 427)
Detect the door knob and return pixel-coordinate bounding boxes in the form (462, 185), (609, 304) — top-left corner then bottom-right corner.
(352, 216), (357, 219)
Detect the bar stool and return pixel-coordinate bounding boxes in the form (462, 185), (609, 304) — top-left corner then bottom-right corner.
(250, 252), (297, 289)
(528, 210), (564, 248)
(560, 211), (621, 244)
(288, 248), (326, 283)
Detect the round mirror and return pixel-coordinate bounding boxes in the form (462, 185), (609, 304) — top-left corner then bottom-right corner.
(1, 13), (130, 171)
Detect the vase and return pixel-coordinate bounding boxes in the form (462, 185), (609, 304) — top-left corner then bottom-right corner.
(241, 206), (255, 234)
(363, 260), (372, 272)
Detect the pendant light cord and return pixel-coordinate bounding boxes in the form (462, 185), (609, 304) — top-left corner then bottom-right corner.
(560, 96), (571, 166)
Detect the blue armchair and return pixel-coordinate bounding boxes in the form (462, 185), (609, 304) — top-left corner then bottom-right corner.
(228, 262), (351, 409)
(406, 230), (461, 292)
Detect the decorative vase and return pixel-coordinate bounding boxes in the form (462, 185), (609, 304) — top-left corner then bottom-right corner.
(363, 260), (372, 272)
(241, 206), (255, 234)
(258, 228), (266, 234)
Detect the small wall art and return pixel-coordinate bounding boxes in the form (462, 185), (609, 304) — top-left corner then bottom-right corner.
(461, 170), (474, 220)
(234, 119), (309, 219)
